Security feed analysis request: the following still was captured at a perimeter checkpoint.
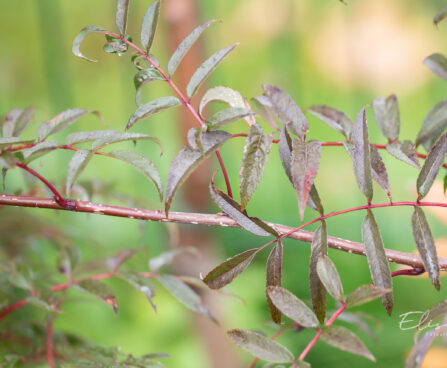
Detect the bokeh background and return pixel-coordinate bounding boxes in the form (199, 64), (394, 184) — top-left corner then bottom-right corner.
(1, 0), (446, 367)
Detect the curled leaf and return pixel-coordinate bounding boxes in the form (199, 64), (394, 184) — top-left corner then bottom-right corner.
(372, 94), (400, 141)
(141, 1), (161, 52)
(165, 130), (231, 214)
(266, 241), (283, 324)
(72, 26), (108, 62)
(66, 149), (94, 196)
(228, 329), (294, 363)
(203, 248), (258, 289)
(199, 86), (245, 117)
(239, 124), (273, 209)
(307, 104), (352, 140)
(187, 43), (239, 99)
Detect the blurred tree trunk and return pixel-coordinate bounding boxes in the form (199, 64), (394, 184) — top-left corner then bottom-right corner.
(164, 1), (239, 367)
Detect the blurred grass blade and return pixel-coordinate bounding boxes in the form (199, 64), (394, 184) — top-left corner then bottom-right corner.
(168, 20), (216, 76)
(186, 43), (238, 99)
(66, 149), (94, 196)
(239, 124), (273, 209)
(266, 241), (283, 324)
(362, 210), (393, 315)
(411, 207), (440, 290)
(227, 329), (294, 363)
(141, 1), (160, 52)
(267, 286), (319, 327)
(307, 105), (352, 140)
(72, 26), (108, 62)
(203, 248), (258, 289)
(372, 94), (400, 141)
(316, 254), (344, 302)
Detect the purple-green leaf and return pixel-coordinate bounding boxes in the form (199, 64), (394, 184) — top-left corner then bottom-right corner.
(320, 325), (375, 361)
(209, 179), (278, 237)
(0, 137), (34, 148)
(37, 108), (102, 141)
(309, 221), (328, 324)
(118, 271), (157, 312)
(203, 248), (259, 289)
(266, 286), (319, 328)
(108, 150), (162, 201)
(157, 274), (216, 322)
(424, 53), (447, 81)
(199, 86), (245, 117)
(207, 107), (254, 129)
(417, 300), (447, 330)
(165, 130), (231, 214)
(168, 20), (217, 76)
(74, 279), (118, 314)
(91, 131), (162, 151)
(370, 144), (392, 201)
(362, 210), (393, 315)
(140, 1), (160, 52)
(434, 5), (447, 26)
(227, 329), (294, 363)
(345, 285), (392, 308)
(72, 26), (108, 62)
(416, 100), (447, 150)
(187, 43), (239, 99)
(251, 96), (279, 131)
(66, 149), (94, 196)
(316, 254), (344, 302)
(352, 107), (373, 201)
(416, 132), (447, 198)
(372, 94), (400, 141)
(240, 124), (273, 209)
(266, 241), (283, 324)
(2, 107), (34, 138)
(291, 139), (322, 221)
(411, 207), (440, 290)
(262, 84), (309, 139)
(22, 141), (58, 163)
(126, 96), (181, 130)
(116, 0), (130, 35)
(307, 104), (352, 140)
(386, 140), (420, 169)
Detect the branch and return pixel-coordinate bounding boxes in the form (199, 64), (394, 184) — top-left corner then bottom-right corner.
(0, 194), (446, 270)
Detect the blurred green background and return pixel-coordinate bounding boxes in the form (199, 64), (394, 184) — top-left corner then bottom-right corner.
(1, 0), (446, 367)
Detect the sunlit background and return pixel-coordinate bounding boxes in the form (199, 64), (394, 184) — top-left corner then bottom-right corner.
(1, 0), (446, 367)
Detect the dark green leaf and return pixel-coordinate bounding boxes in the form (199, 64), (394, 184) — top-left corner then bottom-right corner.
(2, 107), (34, 137)
(417, 300), (447, 330)
(118, 271), (157, 312)
(352, 107), (373, 201)
(91, 131), (162, 151)
(126, 96), (181, 130)
(209, 179), (278, 237)
(309, 221), (328, 324)
(266, 241), (283, 324)
(369, 144), (392, 201)
(434, 5), (447, 26)
(240, 124), (273, 209)
(411, 207), (440, 290)
(116, 0), (130, 35)
(416, 132), (447, 198)
(22, 141), (58, 162)
(263, 84), (308, 139)
(0, 137), (34, 148)
(227, 329), (294, 363)
(134, 67), (165, 106)
(416, 100), (447, 150)
(291, 139), (322, 220)
(362, 210), (393, 315)
(307, 105), (352, 140)
(267, 286), (319, 327)
(316, 254), (344, 302)
(141, 1), (160, 52)
(345, 285), (392, 308)
(72, 26), (108, 62)
(424, 53), (447, 81)
(386, 140), (420, 168)
(66, 149), (94, 196)
(74, 279), (118, 314)
(199, 86), (245, 117)
(406, 330), (438, 368)
(37, 108), (102, 141)
(207, 107), (254, 129)
(372, 94), (400, 141)
(108, 150), (162, 200)
(165, 130), (231, 214)
(204, 248), (258, 289)
(186, 43), (239, 98)
(157, 274), (216, 322)
(149, 247), (199, 272)
(320, 325), (375, 361)
(168, 20), (216, 76)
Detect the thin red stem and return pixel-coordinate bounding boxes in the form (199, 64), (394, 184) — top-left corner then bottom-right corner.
(215, 150), (233, 198)
(46, 320), (54, 368)
(391, 268), (425, 277)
